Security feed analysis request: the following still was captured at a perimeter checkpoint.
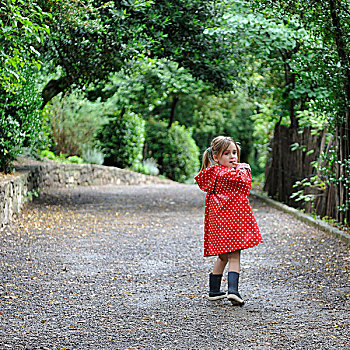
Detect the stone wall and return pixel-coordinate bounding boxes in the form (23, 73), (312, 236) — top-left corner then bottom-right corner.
(0, 171), (32, 227)
(0, 160), (173, 228)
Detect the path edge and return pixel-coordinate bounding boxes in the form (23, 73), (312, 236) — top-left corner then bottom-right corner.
(1, 159), (174, 228)
(250, 191), (350, 245)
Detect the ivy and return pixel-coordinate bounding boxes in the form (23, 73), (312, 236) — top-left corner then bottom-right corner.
(0, 0), (50, 92)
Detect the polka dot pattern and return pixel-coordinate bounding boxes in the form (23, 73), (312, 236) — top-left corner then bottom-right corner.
(195, 164), (263, 257)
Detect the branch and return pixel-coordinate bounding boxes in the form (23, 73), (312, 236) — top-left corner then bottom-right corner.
(41, 76), (72, 109)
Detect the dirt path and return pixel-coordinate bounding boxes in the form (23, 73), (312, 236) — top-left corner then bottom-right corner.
(1, 184), (349, 349)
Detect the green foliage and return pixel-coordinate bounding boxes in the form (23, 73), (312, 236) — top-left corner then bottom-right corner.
(210, 0), (338, 130)
(39, 0), (237, 105)
(43, 91), (109, 157)
(91, 58), (207, 124)
(40, 150), (84, 164)
(131, 158), (160, 176)
(40, 150), (57, 161)
(0, 68), (42, 173)
(0, 116), (21, 173)
(81, 148), (104, 165)
(26, 189), (39, 202)
(0, 1), (50, 172)
(250, 0), (350, 223)
(145, 119), (200, 182)
(175, 91), (256, 163)
(142, 158), (160, 176)
(66, 155), (84, 164)
(291, 175), (327, 203)
(250, 96), (281, 170)
(317, 146), (350, 214)
(98, 111), (145, 168)
(248, 0), (350, 125)
(0, 0), (50, 93)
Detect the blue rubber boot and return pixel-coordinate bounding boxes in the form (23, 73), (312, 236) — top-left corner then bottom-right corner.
(227, 272), (244, 306)
(208, 273), (226, 300)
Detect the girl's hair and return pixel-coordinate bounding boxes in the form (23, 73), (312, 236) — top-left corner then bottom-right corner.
(200, 136), (241, 171)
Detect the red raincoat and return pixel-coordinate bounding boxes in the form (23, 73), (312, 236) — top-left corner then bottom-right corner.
(195, 163), (263, 256)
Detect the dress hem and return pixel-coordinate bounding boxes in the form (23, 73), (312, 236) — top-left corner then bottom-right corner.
(203, 241), (263, 257)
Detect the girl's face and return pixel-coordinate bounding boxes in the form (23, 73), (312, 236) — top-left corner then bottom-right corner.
(213, 142), (238, 168)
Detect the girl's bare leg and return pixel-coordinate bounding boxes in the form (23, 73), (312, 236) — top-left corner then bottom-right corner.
(227, 250), (241, 273)
(212, 253), (229, 274)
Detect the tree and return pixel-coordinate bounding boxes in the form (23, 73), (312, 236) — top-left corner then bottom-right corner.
(251, 0), (350, 224)
(174, 90), (256, 163)
(38, 0), (239, 106)
(0, 0), (50, 92)
(0, 0), (50, 172)
(93, 58), (205, 128)
(0, 0), (241, 172)
(145, 119), (200, 182)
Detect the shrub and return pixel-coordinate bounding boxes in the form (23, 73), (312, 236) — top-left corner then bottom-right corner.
(40, 150), (59, 161)
(176, 92), (256, 164)
(0, 68), (42, 173)
(97, 110), (145, 168)
(43, 91), (108, 156)
(82, 147), (104, 165)
(142, 158), (159, 176)
(0, 116), (22, 173)
(66, 155), (84, 164)
(145, 119), (200, 182)
(40, 150), (84, 164)
(131, 158), (159, 176)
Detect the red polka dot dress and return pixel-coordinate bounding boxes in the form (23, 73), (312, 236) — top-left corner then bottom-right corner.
(195, 163), (263, 257)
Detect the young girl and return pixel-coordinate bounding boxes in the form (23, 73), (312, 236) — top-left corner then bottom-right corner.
(195, 136), (263, 306)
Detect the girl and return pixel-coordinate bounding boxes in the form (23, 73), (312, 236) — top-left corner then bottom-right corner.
(195, 136), (263, 306)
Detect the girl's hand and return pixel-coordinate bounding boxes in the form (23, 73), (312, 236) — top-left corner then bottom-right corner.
(236, 163), (251, 172)
(231, 162), (239, 169)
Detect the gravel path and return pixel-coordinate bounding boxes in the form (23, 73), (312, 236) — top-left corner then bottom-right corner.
(1, 184), (349, 350)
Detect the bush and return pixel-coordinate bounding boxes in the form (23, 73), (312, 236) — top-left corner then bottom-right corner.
(82, 147), (104, 165)
(176, 92), (256, 164)
(145, 119), (200, 182)
(40, 150), (84, 164)
(43, 91), (108, 157)
(142, 158), (159, 176)
(66, 155), (84, 164)
(0, 68), (42, 173)
(40, 150), (59, 161)
(97, 110), (145, 168)
(0, 117), (22, 173)
(131, 158), (160, 176)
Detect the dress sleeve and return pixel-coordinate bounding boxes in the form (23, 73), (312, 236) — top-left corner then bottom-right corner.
(227, 163), (252, 183)
(194, 166), (217, 193)
(236, 163), (251, 173)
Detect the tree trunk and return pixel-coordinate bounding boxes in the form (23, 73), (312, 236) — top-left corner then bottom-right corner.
(335, 117), (350, 224)
(329, 0), (350, 105)
(41, 77), (72, 109)
(168, 95), (179, 128)
(264, 125), (321, 208)
(329, 0), (350, 224)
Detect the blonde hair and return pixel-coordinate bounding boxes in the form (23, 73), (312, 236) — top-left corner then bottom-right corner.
(200, 136), (241, 171)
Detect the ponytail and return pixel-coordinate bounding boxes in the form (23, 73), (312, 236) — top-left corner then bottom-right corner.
(200, 149), (211, 171)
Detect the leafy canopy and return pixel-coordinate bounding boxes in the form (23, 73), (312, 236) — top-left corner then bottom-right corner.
(39, 0), (239, 104)
(0, 0), (50, 93)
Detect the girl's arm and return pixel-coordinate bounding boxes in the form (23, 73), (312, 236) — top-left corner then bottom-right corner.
(227, 163), (252, 183)
(236, 163), (251, 173)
